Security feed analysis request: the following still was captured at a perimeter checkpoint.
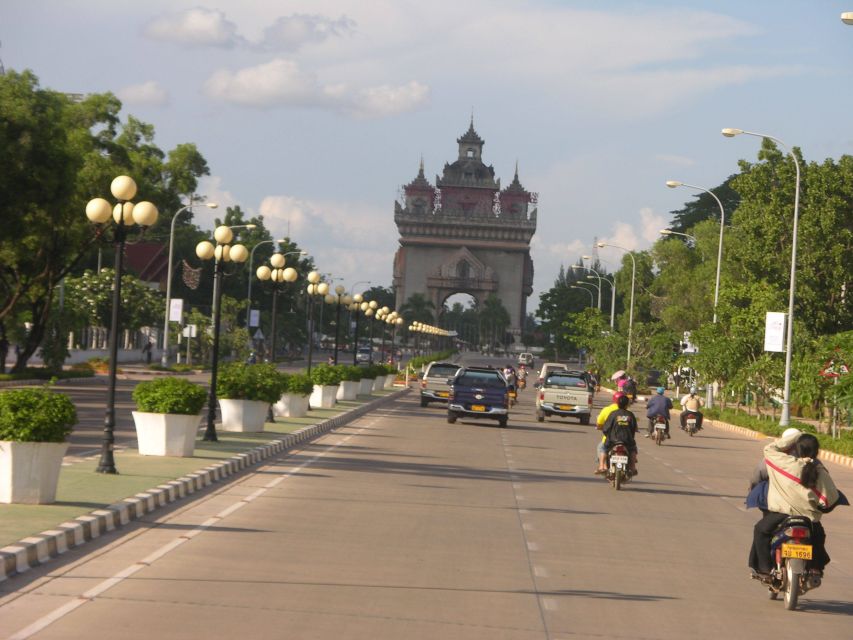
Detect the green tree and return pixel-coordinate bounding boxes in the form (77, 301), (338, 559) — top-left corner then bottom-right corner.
(64, 269), (163, 331)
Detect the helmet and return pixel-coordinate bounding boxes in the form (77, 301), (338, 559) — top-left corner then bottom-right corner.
(690, 386), (698, 394)
(781, 428), (802, 440)
(612, 391), (626, 403)
(656, 387), (665, 395)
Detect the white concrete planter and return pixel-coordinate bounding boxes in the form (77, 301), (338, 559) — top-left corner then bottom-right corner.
(372, 376), (385, 392)
(273, 393), (309, 418)
(310, 384), (338, 409)
(0, 441), (69, 504)
(359, 378), (375, 396)
(219, 398), (269, 432)
(132, 412), (200, 457)
(337, 380), (359, 401)
(384, 374), (396, 389)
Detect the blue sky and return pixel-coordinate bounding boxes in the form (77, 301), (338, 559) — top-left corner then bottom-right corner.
(3, 1), (853, 311)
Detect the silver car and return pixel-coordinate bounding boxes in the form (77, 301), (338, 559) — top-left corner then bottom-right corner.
(420, 361), (461, 407)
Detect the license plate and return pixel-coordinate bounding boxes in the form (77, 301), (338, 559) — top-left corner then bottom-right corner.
(655, 424), (666, 430)
(558, 404), (574, 411)
(509, 392), (517, 398)
(610, 455), (629, 465)
(782, 543), (812, 560)
(687, 419), (696, 426)
(436, 391), (449, 397)
(471, 405), (486, 412)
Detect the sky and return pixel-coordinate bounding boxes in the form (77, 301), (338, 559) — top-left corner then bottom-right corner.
(3, 1), (853, 314)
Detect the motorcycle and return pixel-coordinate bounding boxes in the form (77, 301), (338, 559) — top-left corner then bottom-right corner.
(508, 387), (518, 407)
(652, 415), (668, 445)
(684, 410), (701, 436)
(606, 442), (631, 490)
(761, 516), (821, 610)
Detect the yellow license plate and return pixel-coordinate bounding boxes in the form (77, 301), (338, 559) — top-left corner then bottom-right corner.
(437, 391), (449, 397)
(471, 405), (486, 412)
(781, 543), (812, 560)
(558, 404), (574, 410)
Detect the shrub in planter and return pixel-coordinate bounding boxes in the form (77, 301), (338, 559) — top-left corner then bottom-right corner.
(336, 365), (363, 401)
(339, 366), (363, 382)
(132, 376), (207, 415)
(274, 373), (313, 418)
(131, 377), (207, 456)
(310, 364), (344, 387)
(0, 387), (76, 504)
(217, 363), (285, 432)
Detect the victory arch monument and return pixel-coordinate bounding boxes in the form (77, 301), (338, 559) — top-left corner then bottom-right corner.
(392, 120), (537, 340)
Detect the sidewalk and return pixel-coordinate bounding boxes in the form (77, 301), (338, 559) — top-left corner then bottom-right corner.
(0, 385), (410, 582)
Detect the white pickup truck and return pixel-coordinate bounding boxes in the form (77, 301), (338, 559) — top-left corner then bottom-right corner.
(535, 370), (593, 424)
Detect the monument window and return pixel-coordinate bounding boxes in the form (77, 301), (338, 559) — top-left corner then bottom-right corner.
(413, 198), (426, 214)
(467, 148), (475, 158)
(457, 261), (471, 279)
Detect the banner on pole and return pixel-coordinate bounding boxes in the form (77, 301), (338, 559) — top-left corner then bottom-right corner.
(249, 309), (260, 328)
(764, 312), (786, 352)
(169, 298), (184, 323)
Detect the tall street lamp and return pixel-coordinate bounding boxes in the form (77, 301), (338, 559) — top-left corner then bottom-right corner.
(162, 201), (218, 367)
(256, 252), (299, 363)
(842, 12), (853, 24)
(305, 272), (329, 372)
(571, 265), (601, 309)
(722, 127), (801, 426)
(326, 285), (353, 364)
(86, 176), (159, 474)
(363, 300), (379, 362)
(582, 257), (616, 329)
(196, 226), (249, 441)
(390, 316), (404, 366)
(245, 238), (287, 327)
(569, 285), (594, 307)
(347, 281), (371, 363)
(723, 132), (801, 414)
(597, 242), (636, 369)
(659, 228), (698, 246)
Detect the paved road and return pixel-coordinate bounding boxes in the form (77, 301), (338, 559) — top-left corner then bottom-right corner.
(2, 355), (851, 638)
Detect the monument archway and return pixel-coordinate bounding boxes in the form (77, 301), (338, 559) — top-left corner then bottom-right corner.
(393, 120), (537, 340)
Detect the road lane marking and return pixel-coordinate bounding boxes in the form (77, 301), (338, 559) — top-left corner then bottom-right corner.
(8, 413), (378, 639)
(527, 541), (539, 551)
(534, 566), (549, 578)
(542, 597), (559, 611)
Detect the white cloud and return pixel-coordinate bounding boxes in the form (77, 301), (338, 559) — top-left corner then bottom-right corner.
(259, 14), (355, 52)
(117, 81), (169, 107)
(204, 58), (428, 116)
(655, 154), (696, 167)
(144, 7), (242, 48)
(194, 176), (239, 228)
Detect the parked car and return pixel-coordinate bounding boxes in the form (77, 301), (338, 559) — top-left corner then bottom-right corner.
(356, 347), (372, 363)
(419, 361), (462, 407)
(535, 370), (593, 424)
(517, 352), (535, 367)
(447, 366), (510, 427)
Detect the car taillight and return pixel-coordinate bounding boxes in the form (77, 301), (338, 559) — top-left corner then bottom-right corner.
(539, 391), (544, 401)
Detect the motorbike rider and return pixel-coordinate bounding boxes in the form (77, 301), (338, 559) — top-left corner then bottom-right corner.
(679, 386), (704, 430)
(597, 393), (638, 476)
(594, 392), (625, 474)
(623, 376), (638, 403)
(517, 365), (528, 390)
(748, 430), (840, 582)
(645, 386), (673, 439)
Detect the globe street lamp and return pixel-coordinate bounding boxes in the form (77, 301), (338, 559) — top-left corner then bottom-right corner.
(722, 127), (801, 426)
(326, 285), (353, 365)
(305, 272), (329, 372)
(597, 242), (636, 369)
(245, 239), (288, 327)
(256, 253), (299, 363)
(196, 226), (249, 441)
(162, 201), (218, 367)
(85, 176), (159, 474)
(364, 300), (379, 362)
(390, 316), (404, 366)
(347, 281), (371, 363)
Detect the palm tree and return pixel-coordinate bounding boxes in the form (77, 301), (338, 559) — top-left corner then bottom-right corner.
(400, 293), (435, 324)
(480, 294), (510, 355)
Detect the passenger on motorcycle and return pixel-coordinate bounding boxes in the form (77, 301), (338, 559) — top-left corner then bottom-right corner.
(748, 430), (840, 581)
(623, 376), (637, 403)
(679, 386), (704, 430)
(595, 392), (625, 474)
(597, 394), (638, 475)
(645, 386), (673, 439)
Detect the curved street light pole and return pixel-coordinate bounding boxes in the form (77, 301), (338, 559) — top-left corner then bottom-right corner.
(246, 239), (288, 327)
(569, 285), (594, 307)
(581, 256), (616, 329)
(162, 201), (218, 367)
(597, 242), (636, 369)
(722, 128), (801, 426)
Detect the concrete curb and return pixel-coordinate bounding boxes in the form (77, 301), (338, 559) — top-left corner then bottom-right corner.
(705, 417), (853, 469)
(0, 388), (409, 583)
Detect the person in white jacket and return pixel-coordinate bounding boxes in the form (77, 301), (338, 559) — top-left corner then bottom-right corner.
(749, 430), (840, 579)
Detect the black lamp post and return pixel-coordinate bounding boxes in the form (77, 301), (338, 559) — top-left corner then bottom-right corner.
(350, 294), (364, 365)
(365, 300), (378, 363)
(85, 176), (159, 474)
(328, 285), (352, 365)
(196, 226), (249, 442)
(256, 252), (299, 363)
(305, 271), (328, 373)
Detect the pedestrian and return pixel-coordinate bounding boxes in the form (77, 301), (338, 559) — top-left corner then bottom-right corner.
(142, 340), (152, 364)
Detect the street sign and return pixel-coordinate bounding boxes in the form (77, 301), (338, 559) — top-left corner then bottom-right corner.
(249, 309), (260, 328)
(253, 328), (265, 341)
(182, 324), (197, 338)
(820, 360), (850, 378)
(764, 312), (786, 352)
(169, 298), (184, 322)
